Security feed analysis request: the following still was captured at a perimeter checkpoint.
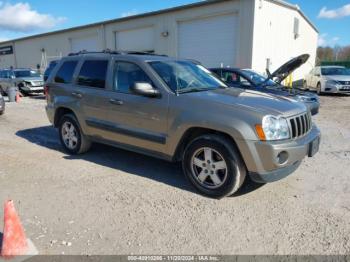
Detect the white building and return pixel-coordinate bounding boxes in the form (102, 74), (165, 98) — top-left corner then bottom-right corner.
(0, 0), (318, 81)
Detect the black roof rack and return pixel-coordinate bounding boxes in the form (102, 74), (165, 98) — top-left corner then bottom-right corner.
(68, 49), (168, 57)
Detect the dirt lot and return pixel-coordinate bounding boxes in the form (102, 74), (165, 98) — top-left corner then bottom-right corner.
(0, 95), (349, 255)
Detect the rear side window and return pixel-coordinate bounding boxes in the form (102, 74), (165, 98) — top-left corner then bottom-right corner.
(77, 60), (108, 89)
(55, 61), (78, 84)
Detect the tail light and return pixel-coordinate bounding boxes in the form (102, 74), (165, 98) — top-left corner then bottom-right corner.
(44, 85), (49, 101)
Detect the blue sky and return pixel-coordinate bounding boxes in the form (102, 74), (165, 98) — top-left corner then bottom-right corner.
(0, 0), (349, 46)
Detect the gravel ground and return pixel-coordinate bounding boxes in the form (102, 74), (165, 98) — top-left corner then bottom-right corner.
(0, 95), (349, 255)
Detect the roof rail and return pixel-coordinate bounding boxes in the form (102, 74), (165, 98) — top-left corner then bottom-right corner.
(68, 49), (168, 57)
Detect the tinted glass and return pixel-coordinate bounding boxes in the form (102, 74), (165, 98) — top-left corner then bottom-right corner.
(321, 67), (350, 76)
(114, 62), (152, 93)
(14, 70), (41, 78)
(55, 61), (78, 84)
(44, 61), (58, 81)
(149, 61), (226, 93)
(77, 60), (109, 89)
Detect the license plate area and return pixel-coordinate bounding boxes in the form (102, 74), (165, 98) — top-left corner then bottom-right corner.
(308, 137), (320, 157)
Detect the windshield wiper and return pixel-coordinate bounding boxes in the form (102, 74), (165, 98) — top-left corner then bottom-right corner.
(177, 87), (213, 94)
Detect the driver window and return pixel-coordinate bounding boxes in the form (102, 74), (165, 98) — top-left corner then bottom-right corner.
(114, 62), (153, 94)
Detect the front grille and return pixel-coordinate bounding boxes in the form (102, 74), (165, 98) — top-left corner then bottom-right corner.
(339, 81), (350, 85)
(289, 113), (312, 139)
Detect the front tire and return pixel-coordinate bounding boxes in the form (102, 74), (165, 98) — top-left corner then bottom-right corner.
(58, 114), (91, 155)
(182, 135), (246, 198)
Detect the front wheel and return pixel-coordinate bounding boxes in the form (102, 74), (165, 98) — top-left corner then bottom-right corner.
(58, 114), (91, 155)
(183, 135), (246, 198)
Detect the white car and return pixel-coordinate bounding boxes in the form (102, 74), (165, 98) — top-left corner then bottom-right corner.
(303, 66), (350, 95)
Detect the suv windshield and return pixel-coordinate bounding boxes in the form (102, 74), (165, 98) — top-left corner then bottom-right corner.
(242, 70), (277, 87)
(149, 60), (226, 93)
(321, 67), (350, 76)
(14, 70), (41, 78)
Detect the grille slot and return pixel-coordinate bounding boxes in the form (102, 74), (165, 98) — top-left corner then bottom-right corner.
(289, 113), (312, 139)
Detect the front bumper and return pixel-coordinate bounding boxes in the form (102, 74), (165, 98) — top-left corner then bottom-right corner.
(20, 85), (44, 93)
(324, 83), (350, 94)
(237, 125), (321, 183)
(305, 101), (320, 116)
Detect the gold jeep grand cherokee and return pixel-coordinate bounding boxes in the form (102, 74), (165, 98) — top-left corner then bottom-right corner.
(45, 51), (321, 198)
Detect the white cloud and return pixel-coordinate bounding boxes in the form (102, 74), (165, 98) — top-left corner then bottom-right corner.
(318, 4), (350, 19)
(121, 9), (139, 18)
(318, 33), (340, 47)
(0, 2), (66, 32)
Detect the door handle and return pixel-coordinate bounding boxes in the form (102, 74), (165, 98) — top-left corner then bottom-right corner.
(71, 92), (83, 99)
(109, 99), (124, 106)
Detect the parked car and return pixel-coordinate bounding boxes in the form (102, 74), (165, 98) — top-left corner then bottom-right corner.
(0, 68), (44, 96)
(45, 51), (321, 198)
(0, 93), (5, 115)
(304, 66), (350, 94)
(44, 60), (59, 82)
(211, 54), (320, 116)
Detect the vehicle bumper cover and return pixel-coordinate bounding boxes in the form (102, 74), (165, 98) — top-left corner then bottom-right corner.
(21, 86), (44, 93)
(236, 125), (321, 183)
(45, 105), (55, 124)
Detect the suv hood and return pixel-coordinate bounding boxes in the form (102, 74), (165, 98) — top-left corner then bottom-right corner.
(267, 54), (310, 84)
(188, 88), (306, 117)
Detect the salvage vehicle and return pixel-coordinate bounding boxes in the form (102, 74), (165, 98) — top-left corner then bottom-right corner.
(0, 93), (4, 115)
(211, 54), (320, 116)
(45, 51), (321, 198)
(304, 66), (350, 94)
(0, 68), (44, 96)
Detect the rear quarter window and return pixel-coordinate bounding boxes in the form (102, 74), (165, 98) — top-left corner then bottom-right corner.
(54, 61), (78, 84)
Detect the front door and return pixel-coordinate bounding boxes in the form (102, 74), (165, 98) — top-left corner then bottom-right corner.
(106, 61), (169, 153)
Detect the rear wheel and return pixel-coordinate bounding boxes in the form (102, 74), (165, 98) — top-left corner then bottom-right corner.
(183, 134), (246, 198)
(317, 82), (322, 95)
(303, 80), (309, 90)
(58, 114), (91, 154)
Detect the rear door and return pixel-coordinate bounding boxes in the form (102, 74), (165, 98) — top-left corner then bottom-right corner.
(73, 58), (112, 138)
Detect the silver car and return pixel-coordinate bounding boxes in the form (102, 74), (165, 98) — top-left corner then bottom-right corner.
(0, 69), (44, 96)
(304, 66), (350, 95)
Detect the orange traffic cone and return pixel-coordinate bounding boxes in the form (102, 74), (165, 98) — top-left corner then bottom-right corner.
(15, 92), (20, 103)
(0, 201), (37, 259)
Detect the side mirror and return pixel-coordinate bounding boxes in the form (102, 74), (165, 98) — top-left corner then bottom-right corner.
(130, 82), (161, 98)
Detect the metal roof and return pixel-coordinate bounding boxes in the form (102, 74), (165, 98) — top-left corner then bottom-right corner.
(0, 0), (318, 45)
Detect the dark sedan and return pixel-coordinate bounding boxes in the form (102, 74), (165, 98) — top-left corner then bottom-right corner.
(210, 55), (320, 116)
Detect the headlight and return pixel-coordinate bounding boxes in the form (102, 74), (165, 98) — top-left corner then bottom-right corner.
(296, 95), (310, 102)
(256, 115), (290, 141)
(326, 80), (339, 85)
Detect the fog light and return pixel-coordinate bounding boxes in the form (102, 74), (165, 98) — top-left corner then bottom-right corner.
(277, 151), (289, 165)
(325, 88), (332, 91)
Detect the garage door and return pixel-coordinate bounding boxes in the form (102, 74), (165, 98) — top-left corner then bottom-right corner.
(71, 35), (99, 53)
(116, 27), (155, 52)
(178, 14), (238, 68)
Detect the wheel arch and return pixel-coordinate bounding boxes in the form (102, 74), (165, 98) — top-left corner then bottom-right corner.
(173, 127), (245, 165)
(54, 107), (77, 127)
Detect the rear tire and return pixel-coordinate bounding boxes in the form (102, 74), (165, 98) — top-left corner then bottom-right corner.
(182, 134), (246, 198)
(317, 82), (322, 95)
(58, 114), (91, 155)
(303, 81), (309, 90)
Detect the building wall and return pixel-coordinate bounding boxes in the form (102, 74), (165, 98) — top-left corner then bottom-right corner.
(251, 0), (318, 81)
(0, 0), (255, 70)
